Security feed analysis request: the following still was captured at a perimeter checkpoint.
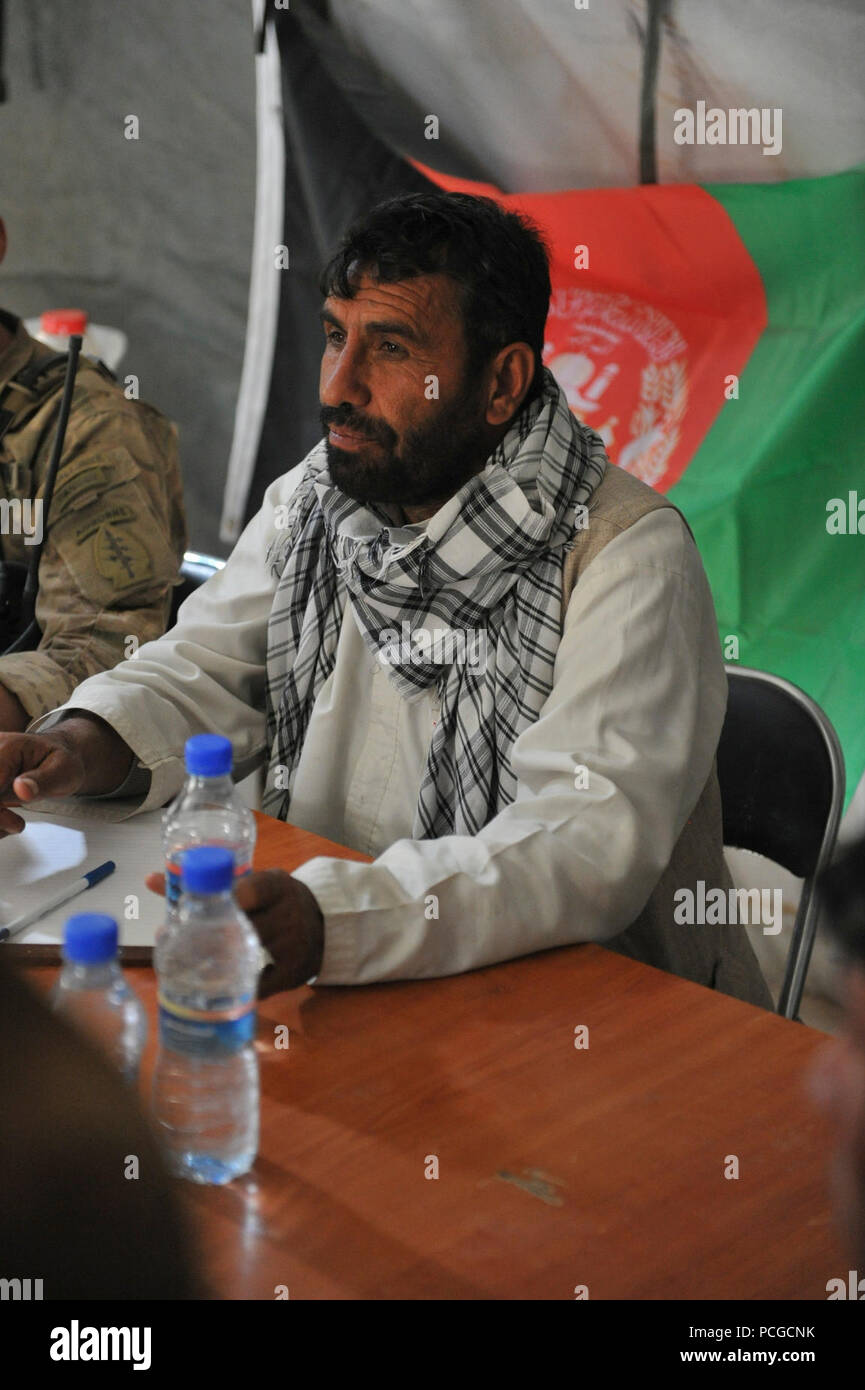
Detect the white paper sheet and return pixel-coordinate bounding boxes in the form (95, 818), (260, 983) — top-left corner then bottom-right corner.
(0, 808), (168, 946)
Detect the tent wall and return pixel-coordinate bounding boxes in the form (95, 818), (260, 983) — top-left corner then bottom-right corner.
(3, 0), (864, 552)
(0, 0), (256, 555)
(332, 0), (865, 190)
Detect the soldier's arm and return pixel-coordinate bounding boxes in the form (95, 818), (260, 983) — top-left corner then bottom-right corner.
(0, 401), (187, 726)
(0, 684), (27, 731)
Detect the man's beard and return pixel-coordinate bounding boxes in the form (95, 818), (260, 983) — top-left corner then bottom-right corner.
(320, 377), (494, 510)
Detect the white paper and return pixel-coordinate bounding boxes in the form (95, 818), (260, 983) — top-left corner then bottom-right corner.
(0, 808), (168, 946)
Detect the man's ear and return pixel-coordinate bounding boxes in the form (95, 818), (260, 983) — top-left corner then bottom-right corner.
(484, 342), (536, 427)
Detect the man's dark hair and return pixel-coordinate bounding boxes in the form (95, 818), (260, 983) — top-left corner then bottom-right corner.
(319, 192), (552, 405)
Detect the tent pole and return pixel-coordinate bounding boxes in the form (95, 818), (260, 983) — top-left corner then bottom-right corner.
(638, 0), (671, 184)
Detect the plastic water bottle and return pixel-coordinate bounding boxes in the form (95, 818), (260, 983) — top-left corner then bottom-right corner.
(25, 308), (128, 371)
(50, 914), (147, 1085)
(152, 846), (260, 1184)
(162, 734), (257, 922)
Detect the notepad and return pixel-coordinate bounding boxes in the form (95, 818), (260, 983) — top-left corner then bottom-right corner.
(0, 808), (168, 946)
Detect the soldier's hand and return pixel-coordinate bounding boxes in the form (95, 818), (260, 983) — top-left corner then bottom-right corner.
(0, 731), (88, 837)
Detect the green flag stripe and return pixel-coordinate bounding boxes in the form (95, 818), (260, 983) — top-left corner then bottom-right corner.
(669, 166), (865, 811)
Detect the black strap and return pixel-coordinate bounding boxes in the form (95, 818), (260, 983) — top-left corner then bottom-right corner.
(0, 350), (70, 445)
(14, 350), (69, 390)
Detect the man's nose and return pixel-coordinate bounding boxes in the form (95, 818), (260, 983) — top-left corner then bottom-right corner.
(320, 341), (372, 410)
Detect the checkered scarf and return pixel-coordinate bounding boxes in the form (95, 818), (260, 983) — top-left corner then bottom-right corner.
(262, 367), (607, 837)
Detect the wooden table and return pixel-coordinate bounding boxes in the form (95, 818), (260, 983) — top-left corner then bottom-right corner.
(27, 811), (847, 1300)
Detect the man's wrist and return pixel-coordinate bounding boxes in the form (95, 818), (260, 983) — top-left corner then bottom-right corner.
(50, 712), (137, 795)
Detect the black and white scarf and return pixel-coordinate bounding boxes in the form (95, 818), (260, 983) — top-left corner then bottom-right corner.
(262, 367), (607, 837)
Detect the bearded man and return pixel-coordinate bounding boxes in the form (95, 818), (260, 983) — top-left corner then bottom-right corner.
(0, 192), (771, 1008)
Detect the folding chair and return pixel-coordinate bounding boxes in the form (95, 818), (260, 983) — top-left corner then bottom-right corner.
(717, 665), (845, 1019)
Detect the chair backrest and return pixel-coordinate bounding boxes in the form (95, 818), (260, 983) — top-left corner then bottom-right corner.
(717, 665), (845, 880)
(718, 665), (846, 1016)
(169, 550), (225, 625)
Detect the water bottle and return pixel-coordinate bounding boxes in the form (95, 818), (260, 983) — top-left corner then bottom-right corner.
(162, 734), (257, 921)
(50, 914), (147, 1085)
(26, 308), (128, 371)
(152, 846), (260, 1184)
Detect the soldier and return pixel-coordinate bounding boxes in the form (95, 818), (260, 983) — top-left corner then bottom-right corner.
(0, 215), (187, 731)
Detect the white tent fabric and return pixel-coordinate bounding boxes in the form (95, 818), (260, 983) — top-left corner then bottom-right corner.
(219, 0), (284, 544)
(331, 0), (865, 190)
(0, 0), (256, 555)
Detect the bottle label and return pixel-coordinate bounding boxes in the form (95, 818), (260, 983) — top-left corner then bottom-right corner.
(157, 992), (256, 1056)
(165, 859), (252, 909)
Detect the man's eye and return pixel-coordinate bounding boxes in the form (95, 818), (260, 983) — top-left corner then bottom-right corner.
(381, 341), (405, 355)
(325, 330), (344, 345)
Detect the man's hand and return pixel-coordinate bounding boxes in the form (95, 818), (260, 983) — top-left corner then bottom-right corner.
(0, 714), (136, 837)
(146, 867), (325, 998)
(0, 731), (89, 836)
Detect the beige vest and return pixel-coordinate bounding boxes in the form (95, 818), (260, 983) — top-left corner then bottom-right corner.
(560, 463), (772, 1009)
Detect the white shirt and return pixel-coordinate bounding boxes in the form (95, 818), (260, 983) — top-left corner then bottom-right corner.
(32, 463), (727, 985)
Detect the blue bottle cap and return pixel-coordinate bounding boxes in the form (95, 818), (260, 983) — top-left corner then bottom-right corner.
(184, 734), (233, 777)
(62, 913), (118, 964)
(180, 846), (235, 894)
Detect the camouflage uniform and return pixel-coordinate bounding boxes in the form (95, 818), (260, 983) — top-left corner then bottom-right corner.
(0, 311), (187, 720)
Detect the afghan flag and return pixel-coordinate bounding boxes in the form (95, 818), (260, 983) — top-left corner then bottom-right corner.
(417, 161), (865, 811)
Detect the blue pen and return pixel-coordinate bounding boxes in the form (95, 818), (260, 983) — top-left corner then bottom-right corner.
(0, 860), (116, 942)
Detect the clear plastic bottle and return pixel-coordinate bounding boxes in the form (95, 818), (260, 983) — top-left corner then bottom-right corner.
(162, 734), (257, 922)
(51, 913), (147, 1085)
(25, 307), (128, 371)
(152, 846), (260, 1185)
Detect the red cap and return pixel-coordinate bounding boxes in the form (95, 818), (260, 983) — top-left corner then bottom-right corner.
(40, 308), (88, 336)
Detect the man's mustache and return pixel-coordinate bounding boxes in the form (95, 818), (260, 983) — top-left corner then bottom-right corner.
(320, 406), (397, 447)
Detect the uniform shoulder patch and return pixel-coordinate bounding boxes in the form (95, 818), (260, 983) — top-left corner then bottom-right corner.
(91, 523), (154, 590)
(50, 448), (141, 520)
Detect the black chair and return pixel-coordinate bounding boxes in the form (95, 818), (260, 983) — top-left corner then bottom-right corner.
(169, 551), (225, 625)
(717, 665), (845, 1019)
